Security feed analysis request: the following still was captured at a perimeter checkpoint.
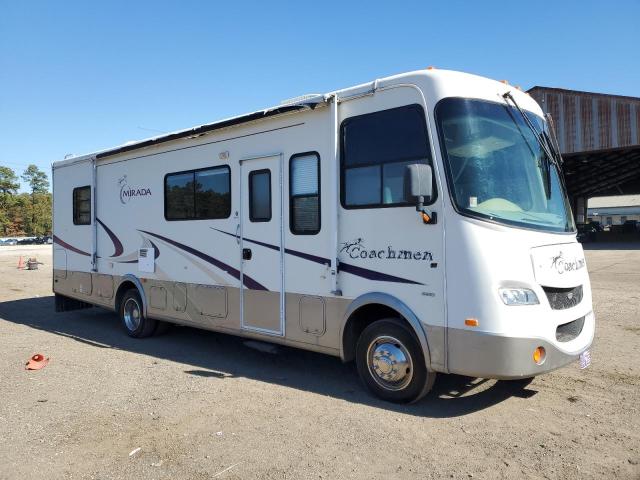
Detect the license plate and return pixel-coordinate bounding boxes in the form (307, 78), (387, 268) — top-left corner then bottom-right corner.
(579, 350), (591, 369)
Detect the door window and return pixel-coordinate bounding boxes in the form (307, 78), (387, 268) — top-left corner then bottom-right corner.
(249, 169), (271, 222)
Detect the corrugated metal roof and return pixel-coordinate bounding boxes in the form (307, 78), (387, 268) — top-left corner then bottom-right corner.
(588, 194), (640, 208)
(527, 87), (640, 154)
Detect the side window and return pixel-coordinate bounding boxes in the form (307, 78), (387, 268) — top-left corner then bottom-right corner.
(165, 166), (230, 220)
(73, 186), (91, 225)
(340, 104), (432, 208)
(249, 169), (271, 222)
(290, 152), (320, 235)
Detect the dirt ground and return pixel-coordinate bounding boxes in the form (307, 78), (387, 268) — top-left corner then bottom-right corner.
(0, 244), (638, 479)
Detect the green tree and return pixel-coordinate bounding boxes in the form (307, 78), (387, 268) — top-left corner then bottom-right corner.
(0, 166), (20, 235)
(0, 166), (19, 195)
(21, 164), (50, 236)
(21, 164), (49, 195)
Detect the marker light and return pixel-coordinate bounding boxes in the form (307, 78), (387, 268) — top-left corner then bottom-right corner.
(499, 288), (539, 306)
(533, 346), (546, 365)
(465, 318), (479, 327)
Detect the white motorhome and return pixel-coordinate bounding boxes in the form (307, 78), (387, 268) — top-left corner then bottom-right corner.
(52, 69), (594, 403)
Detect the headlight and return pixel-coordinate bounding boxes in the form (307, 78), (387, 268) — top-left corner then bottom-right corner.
(499, 288), (539, 306)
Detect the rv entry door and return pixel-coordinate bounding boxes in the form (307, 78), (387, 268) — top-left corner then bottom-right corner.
(239, 153), (284, 336)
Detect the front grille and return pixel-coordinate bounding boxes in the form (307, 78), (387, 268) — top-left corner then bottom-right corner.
(543, 285), (583, 310)
(556, 316), (585, 342)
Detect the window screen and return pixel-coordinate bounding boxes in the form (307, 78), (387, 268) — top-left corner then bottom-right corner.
(165, 166), (230, 220)
(341, 104), (432, 208)
(290, 152), (320, 234)
(73, 186), (91, 225)
(249, 169), (271, 222)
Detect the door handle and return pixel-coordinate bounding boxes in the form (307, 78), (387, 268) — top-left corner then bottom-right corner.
(242, 248), (252, 260)
(235, 224), (240, 244)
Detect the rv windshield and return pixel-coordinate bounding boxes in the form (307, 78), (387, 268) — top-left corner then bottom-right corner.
(435, 98), (575, 233)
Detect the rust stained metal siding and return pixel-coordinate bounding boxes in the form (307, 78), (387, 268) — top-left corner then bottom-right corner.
(580, 98), (594, 151)
(527, 87), (640, 154)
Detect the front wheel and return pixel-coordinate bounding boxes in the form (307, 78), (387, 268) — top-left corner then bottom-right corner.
(356, 318), (436, 403)
(120, 289), (157, 338)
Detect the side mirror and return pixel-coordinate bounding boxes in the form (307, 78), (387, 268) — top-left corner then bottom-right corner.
(404, 163), (433, 204)
(404, 163), (436, 224)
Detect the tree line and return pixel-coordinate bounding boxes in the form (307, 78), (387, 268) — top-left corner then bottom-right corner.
(0, 164), (52, 237)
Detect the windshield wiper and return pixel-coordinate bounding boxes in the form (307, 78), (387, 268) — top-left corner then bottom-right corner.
(503, 92), (556, 162)
(502, 91), (556, 199)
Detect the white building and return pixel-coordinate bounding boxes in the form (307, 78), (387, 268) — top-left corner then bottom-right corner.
(587, 195), (640, 225)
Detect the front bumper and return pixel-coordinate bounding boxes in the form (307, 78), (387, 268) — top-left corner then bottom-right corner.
(446, 311), (595, 379)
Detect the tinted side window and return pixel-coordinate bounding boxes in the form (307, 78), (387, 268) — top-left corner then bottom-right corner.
(165, 166), (230, 220)
(73, 186), (91, 225)
(195, 168), (231, 219)
(165, 172), (194, 220)
(341, 104), (432, 208)
(290, 152), (320, 235)
(249, 169), (271, 222)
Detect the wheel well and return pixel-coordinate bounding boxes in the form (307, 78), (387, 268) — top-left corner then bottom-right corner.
(342, 304), (417, 362)
(115, 280), (139, 313)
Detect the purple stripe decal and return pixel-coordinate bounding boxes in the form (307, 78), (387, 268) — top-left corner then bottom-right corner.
(53, 235), (91, 257)
(210, 228), (421, 285)
(338, 262), (423, 285)
(211, 227), (331, 266)
(140, 230), (267, 291)
(96, 218), (124, 257)
(149, 240), (160, 259)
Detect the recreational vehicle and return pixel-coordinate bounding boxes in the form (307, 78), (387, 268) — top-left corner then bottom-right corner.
(52, 69), (594, 403)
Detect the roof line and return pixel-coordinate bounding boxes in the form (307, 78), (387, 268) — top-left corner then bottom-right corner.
(95, 104), (314, 160)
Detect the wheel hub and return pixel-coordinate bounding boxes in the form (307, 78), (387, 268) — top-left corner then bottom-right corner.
(123, 298), (141, 331)
(367, 336), (413, 391)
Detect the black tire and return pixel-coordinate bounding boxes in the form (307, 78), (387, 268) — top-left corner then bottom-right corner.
(119, 289), (157, 338)
(356, 318), (436, 403)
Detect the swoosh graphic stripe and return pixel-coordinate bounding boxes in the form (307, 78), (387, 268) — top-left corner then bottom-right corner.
(210, 228), (421, 285)
(210, 227), (331, 266)
(53, 235), (91, 257)
(140, 230), (267, 291)
(338, 262), (423, 285)
(96, 218), (124, 257)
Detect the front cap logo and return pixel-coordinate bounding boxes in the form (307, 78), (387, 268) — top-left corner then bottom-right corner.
(550, 251), (585, 274)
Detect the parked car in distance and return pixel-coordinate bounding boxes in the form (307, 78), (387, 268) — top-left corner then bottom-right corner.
(588, 221), (603, 232)
(577, 223), (597, 243)
(622, 220), (640, 233)
(0, 238), (18, 246)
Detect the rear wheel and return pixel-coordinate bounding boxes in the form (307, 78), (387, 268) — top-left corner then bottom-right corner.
(120, 289), (157, 338)
(356, 318), (435, 403)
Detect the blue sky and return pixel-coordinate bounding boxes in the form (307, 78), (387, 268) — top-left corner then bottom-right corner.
(1, 0), (639, 191)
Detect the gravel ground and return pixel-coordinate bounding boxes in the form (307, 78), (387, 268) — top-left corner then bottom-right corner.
(0, 244), (638, 479)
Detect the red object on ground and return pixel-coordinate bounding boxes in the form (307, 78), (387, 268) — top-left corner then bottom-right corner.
(17, 256), (24, 269)
(26, 354), (49, 370)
